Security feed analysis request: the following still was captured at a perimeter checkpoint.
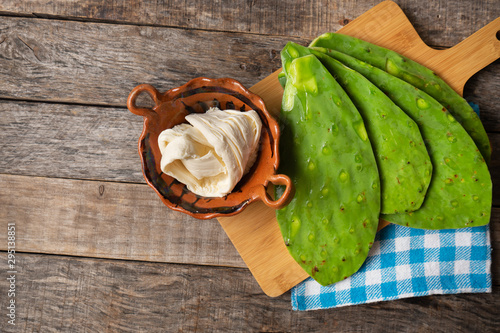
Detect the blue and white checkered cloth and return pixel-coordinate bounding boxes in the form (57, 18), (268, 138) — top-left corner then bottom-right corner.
(291, 224), (492, 310)
(291, 103), (491, 311)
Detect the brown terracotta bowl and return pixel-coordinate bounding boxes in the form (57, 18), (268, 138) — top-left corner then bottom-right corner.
(127, 77), (294, 219)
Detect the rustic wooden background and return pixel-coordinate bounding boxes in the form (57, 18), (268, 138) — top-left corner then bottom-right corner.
(0, 0), (498, 331)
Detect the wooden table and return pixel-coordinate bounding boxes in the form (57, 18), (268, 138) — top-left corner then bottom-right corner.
(0, 1), (498, 331)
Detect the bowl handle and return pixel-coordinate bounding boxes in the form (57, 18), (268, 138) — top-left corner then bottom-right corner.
(258, 174), (295, 209)
(127, 84), (161, 120)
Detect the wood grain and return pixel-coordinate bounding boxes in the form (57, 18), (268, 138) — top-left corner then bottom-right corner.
(0, 253), (498, 333)
(0, 100), (145, 183)
(0, 15), (497, 131)
(0, 174), (245, 268)
(1, 0), (498, 47)
(0, 16), (299, 106)
(464, 61), (500, 132)
(490, 132), (500, 207)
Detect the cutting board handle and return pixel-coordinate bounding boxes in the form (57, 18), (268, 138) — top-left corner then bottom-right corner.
(428, 17), (500, 95)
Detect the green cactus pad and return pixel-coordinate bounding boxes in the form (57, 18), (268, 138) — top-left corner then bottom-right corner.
(311, 49), (432, 214)
(282, 42), (432, 214)
(313, 47), (492, 229)
(276, 49), (380, 286)
(310, 33), (491, 165)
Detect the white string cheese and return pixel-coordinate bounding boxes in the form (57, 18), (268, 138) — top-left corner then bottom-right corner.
(158, 107), (262, 197)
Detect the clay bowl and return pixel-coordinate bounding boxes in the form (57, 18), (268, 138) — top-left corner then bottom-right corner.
(127, 77), (294, 219)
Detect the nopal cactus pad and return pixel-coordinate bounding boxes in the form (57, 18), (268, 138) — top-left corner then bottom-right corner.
(308, 47), (432, 214)
(309, 33), (491, 165)
(276, 49), (380, 286)
(312, 47), (492, 229)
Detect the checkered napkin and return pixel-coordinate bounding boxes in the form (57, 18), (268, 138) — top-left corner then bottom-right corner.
(291, 103), (492, 311)
(291, 224), (492, 310)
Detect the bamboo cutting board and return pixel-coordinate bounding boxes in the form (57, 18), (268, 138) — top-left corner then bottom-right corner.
(218, 0), (500, 297)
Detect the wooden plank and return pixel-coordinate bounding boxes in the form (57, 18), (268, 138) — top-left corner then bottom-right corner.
(0, 172), (498, 272)
(490, 132), (500, 207)
(0, 100), (150, 183)
(0, 252), (498, 332)
(0, 174), (246, 268)
(464, 62), (500, 132)
(0, 16), (498, 132)
(0, 0), (498, 47)
(0, 101), (145, 183)
(0, 253), (290, 332)
(290, 292), (500, 332)
(0, 16), (303, 106)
